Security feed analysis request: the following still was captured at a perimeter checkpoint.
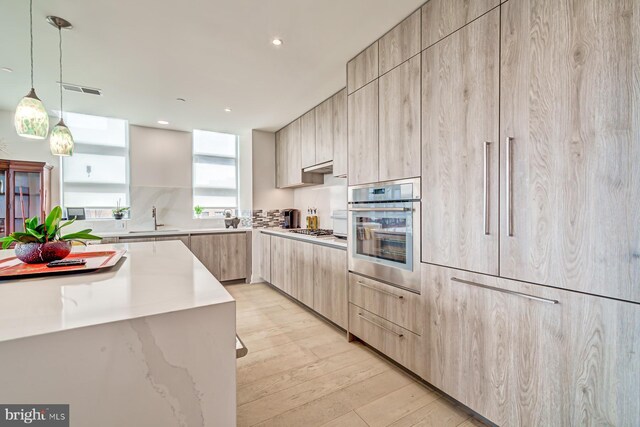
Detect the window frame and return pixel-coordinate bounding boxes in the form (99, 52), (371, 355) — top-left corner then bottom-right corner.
(191, 130), (240, 218)
(59, 113), (131, 220)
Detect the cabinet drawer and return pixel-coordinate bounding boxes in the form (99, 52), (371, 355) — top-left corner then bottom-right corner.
(349, 304), (423, 376)
(348, 274), (422, 335)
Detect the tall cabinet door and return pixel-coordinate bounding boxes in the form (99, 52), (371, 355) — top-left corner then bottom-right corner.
(332, 88), (348, 177)
(500, 0), (640, 302)
(422, 10), (500, 275)
(348, 81), (379, 185)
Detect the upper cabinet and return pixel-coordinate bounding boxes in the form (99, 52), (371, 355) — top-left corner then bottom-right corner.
(300, 110), (316, 168)
(421, 9), (500, 275)
(379, 54), (421, 182)
(275, 119), (323, 189)
(422, 0), (499, 49)
(499, 0), (640, 303)
(314, 98), (333, 166)
(348, 81), (379, 185)
(347, 42), (379, 94)
(379, 10), (421, 75)
(332, 88), (347, 177)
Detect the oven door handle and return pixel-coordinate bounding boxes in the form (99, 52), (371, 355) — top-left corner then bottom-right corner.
(348, 207), (411, 212)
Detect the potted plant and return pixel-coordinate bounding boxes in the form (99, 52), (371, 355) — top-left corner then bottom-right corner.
(0, 206), (101, 264)
(194, 205), (204, 219)
(113, 200), (129, 220)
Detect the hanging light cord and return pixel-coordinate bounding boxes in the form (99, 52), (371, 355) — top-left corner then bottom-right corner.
(29, 0), (34, 88)
(58, 25), (63, 114)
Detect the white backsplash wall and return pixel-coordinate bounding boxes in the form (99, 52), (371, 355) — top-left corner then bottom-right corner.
(293, 174), (347, 230)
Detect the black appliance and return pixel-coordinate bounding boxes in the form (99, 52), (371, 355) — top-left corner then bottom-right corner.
(282, 209), (300, 229)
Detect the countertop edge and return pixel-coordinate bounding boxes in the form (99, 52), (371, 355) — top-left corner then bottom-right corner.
(260, 229), (347, 250)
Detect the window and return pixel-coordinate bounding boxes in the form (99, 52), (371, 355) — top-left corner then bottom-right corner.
(192, 130), (239, 217)
(61, 112), (130, 219)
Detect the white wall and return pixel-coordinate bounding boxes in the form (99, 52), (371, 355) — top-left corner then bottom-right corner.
(251, 130), (294, 210)
(0, 109), (61, 205)
(293, 174), (347, 229)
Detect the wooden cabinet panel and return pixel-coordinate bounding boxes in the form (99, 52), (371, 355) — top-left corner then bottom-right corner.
(190, 234), (221, 279)
(300, 110), (316, 168)
(276, 120), (322, 188)
(270, 236), (285, 290)
(99, 237), (118, 244)
(118, 237), (155, 243)
(332, 88), (348, 177)
(219, 233), (247, 281)
(294, 240), (314, 307)
(259, 232), (271, 283)
(422, 263), (640, 426)
(282, 238), (296, 298)
(379, 55), (421, 182)
(379, 9), (421, 75)
(348, 273), (422, 335)
(313, 245), (347, 328)
(422, 10), (499, 275)
(348, 81), (379, 185)
(500, 0), (640, 302)
(275, 130), (286, 188)
(314, 98), (333, 165)
(347, 42), (379, 94)
(421, 0), (498, 49)
(348, 304), (424, 377)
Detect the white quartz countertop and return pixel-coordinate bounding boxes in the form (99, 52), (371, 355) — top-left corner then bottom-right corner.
(100, 227), (251, 239)
(0, 241), (235, 343)
(260, 228), (347, 249)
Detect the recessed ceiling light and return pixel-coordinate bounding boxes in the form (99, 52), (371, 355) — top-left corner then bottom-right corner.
(1, 67), (12, 73)
(224, 108), (232, 112)
(157, 120), (169, 125)
(271, 38), (283, 46)
(176, 97), (186, 102)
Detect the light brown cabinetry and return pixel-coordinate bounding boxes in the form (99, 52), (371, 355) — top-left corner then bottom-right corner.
(259, 232), (271, 283)
(421, 262), (640, 426)
(347, 42), (378, 94)
(155, 235), (190, 248)
(219, 232), (247, 281)
(379, 9), (421, 75)
(348, 274), (422, 335)
(312, 99), (333, 166)
(275, 120), (323, 188)
(500, 0), (639, 302)
(379, 55), (421, 182)
(300, 110), (316, 168)
(332, 88), (348, 177)
(421, 0), (499, 49)
(190, 234), (222, 279)
(294, 240), (314, 307)
(313, 244), (347, 328)
(421, 9), (500, 275)
(270, 236), (285, 291)
(348, 81), (379, 185)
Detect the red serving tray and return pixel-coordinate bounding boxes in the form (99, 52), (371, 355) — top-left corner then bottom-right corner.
(0, 249), (127, 279)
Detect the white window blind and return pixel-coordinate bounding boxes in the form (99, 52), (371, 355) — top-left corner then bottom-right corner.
(192, 130), (238, 217)
(61, 112), (130, 219)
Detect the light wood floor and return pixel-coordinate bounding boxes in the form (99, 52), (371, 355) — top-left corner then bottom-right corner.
(227, 283), (487, 427)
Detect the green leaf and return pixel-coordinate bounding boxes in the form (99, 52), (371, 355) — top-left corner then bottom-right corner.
(26, 228), (44, 241)
(0, 236), (17, 249)
(26, 216), (39, 230)
(60, 231), (102, 241)
(45, 206), (63, 234)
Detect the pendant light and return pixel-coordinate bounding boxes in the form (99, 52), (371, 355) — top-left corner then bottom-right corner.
(48, 16), (74, 157)
(14, 0), (49, 139)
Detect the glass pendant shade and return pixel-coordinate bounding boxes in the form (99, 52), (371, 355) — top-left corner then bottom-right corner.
(49, 119), (74, 156)
(14, 88), (49, 139)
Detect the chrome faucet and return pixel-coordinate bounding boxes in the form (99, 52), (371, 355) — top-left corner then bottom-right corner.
(152, 206), (164, 231)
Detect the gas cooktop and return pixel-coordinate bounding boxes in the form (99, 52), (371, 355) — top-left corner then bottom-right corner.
(288, 229), (334, 237)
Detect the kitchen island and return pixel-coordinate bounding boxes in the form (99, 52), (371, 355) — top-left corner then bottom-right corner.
(0, 241), (236, 427)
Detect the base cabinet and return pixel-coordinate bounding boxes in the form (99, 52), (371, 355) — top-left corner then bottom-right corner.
(313, 244), (348, 329)
(421, 263), (640, 426)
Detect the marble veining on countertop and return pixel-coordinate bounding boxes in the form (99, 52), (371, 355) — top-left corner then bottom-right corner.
(0, 241), (235, 343)
(260, 228), (347, 249)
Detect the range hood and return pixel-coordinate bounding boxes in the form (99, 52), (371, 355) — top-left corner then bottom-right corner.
(303, 160), (333, 174)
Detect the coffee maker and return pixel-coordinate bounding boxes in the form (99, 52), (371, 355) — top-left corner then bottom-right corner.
(281, 209), (300, 229)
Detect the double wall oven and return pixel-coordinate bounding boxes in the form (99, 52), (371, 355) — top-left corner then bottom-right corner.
(348, 178), (421, 293)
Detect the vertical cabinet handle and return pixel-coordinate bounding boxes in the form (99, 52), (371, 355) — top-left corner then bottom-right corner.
(484, 141), (491, 235)
(506, 137), (514, 237)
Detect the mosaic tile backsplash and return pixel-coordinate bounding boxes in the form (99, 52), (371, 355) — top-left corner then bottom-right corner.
(251, 209), (284, 228)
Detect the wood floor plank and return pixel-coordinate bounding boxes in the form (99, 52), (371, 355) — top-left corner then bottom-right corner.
(387, 397), (471, 427)
(355, 382), (439, 427)
(319, 411), (369, 427)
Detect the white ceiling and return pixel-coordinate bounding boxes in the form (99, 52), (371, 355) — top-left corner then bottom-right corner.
(0, 0), (424, 135)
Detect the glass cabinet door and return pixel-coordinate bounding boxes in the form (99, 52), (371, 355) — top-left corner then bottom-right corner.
(13, 171), (42, 233)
